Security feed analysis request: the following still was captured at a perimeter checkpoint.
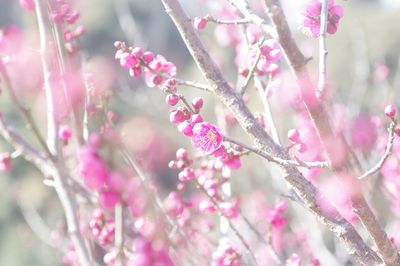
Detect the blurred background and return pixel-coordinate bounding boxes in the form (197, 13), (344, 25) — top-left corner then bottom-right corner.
(0, 0), (399, 265)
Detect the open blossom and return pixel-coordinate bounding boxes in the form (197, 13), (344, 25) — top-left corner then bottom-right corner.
(191, 122), (223, 154)
(303, 0), (344, 38)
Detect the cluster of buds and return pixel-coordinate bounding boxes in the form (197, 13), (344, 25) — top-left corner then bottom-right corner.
(266, 201), (287, 230)
(169, 148), (240, 218)
(88, 209), (115, 246)
(48, 0), (85, 54)
(114, 42), (177, 90)
(126, 237), (174, 266)
(212, 239), (243, 266)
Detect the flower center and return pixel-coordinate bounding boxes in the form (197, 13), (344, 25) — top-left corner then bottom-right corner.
(206, 130), (216, 142)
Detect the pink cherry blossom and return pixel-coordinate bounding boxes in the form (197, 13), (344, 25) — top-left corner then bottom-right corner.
(303, 0), (344, 38)
(191, 122), (223, 154)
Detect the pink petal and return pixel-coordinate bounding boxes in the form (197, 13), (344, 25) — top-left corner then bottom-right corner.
(331, 5), (344, 18)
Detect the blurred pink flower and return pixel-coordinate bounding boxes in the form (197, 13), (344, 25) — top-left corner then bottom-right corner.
(78, 144), (108, 191)
(349, 116), (377, 152)
(0, 152), (11, 172)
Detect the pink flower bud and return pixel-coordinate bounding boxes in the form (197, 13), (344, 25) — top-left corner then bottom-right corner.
(114, 41), (123, 49)
(64, 30), (74, 41)
(66, 10), (80, 24)
(194, 16), (208, 30)
(384, 104), (397, 119)
(74, 25), (86, 37)
(176, 160), (185, 169)
(169, 109), (185, 124)
(296, 142), (307, 153)
(142, 51), (154, 63)
(168, 160), (177, 168)
(191, 97), (204, 109)
(191, 114), (203, 125)
(59, 126), (72, 143)
(119, 53), (137, 69)
(163, 78), (177, 90)
(199, 200), (216, 213)
(176, 148), (188, 160)
(131, 47), (143, 58)
(129, 66), (142, 78)
(395, 126), (400, 137)
(166, 94), (180, 106)
(50, 12), (64, 25)
(178, 121), (194, 136)
(287, 129), (300, 143)
(178, 167), (195, 181)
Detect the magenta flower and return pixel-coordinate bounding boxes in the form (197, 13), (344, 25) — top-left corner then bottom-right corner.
(303, 0), (344, 38)
(191, 122), (223, 154)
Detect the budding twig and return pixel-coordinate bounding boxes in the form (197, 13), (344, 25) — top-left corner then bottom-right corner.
(205, 15), (251, 25)
(358, 120), (397, 180)
(224, 135), (329, 169)
(239, 37), (265, 95)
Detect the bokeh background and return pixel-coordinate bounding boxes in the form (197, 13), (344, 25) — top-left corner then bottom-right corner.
(0, 0), (399, 265)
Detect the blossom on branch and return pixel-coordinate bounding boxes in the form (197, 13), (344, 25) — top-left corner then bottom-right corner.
(303, 0), (344, 38)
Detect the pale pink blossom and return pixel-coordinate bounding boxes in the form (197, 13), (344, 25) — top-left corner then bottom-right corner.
(191, 122), (223, 154)
(303, 0), (344, 38)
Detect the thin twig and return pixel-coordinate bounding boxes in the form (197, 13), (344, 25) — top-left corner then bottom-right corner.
(254, 77), (281, 145)
(224, 135), (329, 169)
(35, 0), (59, 156)
(175, 78), (211, 92)
(17, 197), (59, 248)
(34, 1), (92, 265)
(240, 214), (283, 265)
(205, 15), (251, 25)
(0, 64), (52, 157)
(115, 203), (124, 266)
(240, 37), (265, 95)
(317, 0), (329, 98)
(359, 120), (397, 180)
